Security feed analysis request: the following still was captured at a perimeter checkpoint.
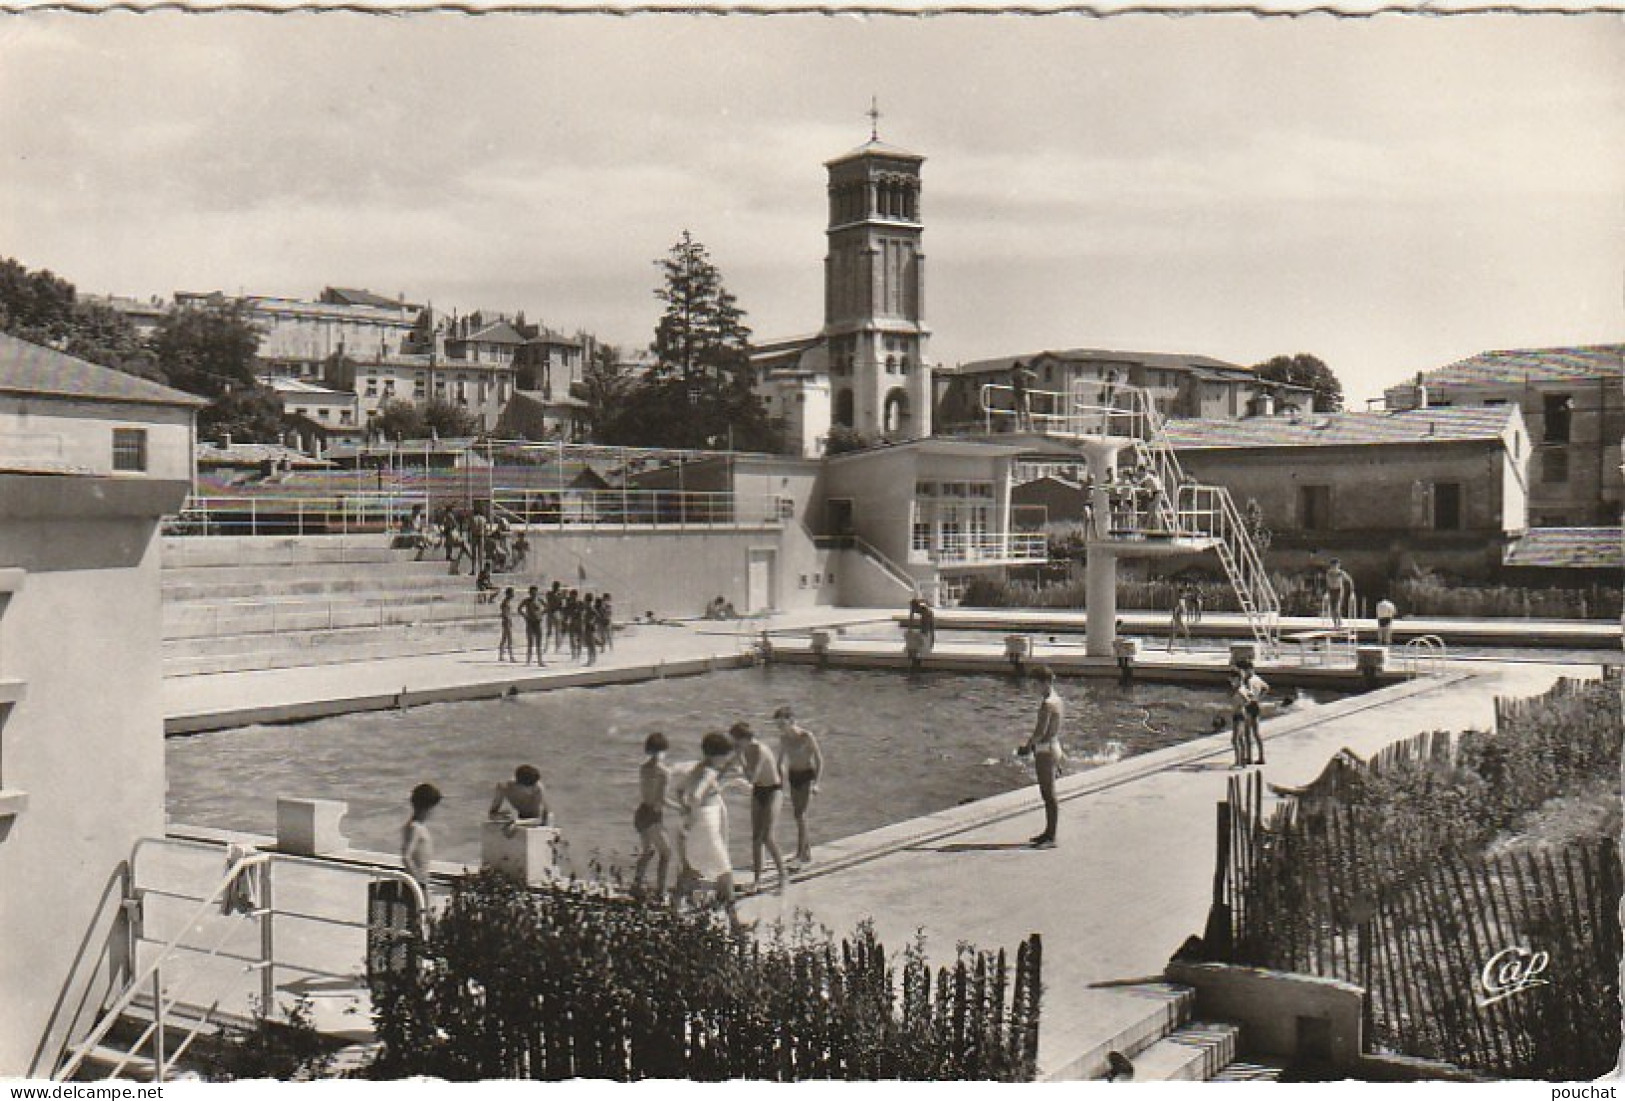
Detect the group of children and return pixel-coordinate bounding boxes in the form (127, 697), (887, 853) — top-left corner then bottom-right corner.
(632, 708), (824, 930)
(400, 709), (826, 933)
(497, 581), (615, 666)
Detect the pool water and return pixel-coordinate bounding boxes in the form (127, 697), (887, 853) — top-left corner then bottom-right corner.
(166, 666), (1242, 874)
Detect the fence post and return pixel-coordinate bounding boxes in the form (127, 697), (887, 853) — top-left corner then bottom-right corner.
(260, 860), (276, 1009)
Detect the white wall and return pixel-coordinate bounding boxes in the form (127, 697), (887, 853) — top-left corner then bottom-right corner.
(0, 475), (184, 1077)
(0, 397), (193, 481)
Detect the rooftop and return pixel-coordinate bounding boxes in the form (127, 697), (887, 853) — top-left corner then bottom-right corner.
(321, 287), (423, 311)
(826, 138), (924, 166)
(195, 441), (332, 468)
(461, 320), (527, 346)
(952, 347), (1305, 389)
(0, 332), (205, 408)
(1163, 406), (1520, 449)
(1403, 344), (1625, 392)
(262, 377), (355, 399)
(1502, 527), (1623, 571)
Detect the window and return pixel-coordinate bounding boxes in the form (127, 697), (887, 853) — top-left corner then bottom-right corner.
(1298, 485), (1331, 531)
(912, 519), (931, 553)
(112, 428), (147, 472)
(1542, 449), (1570, 484)
(1432, 482), (1463, 530)
(1543, 393), (1573, 443)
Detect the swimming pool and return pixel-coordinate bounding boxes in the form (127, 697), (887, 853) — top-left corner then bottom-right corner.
(166, 666), (1259, 874)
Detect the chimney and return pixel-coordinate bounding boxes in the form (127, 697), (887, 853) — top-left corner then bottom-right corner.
(1413, 371), (1429, 411)
(1260, 390), (1276, 418)
(221, 432), (232, 449)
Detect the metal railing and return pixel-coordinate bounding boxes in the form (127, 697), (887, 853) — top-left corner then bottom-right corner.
(926, 531), (1049, 565)
(978, 383), (1156, 440)
(1401, 634), (1448, 679)
(166, 493), (428, 537)
(491, 487), (790, 531)
(58, 839), (428, 1082)
(58, 851), (273, 1082)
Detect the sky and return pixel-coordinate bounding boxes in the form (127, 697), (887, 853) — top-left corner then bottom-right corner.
(0, 14), (1620, 402)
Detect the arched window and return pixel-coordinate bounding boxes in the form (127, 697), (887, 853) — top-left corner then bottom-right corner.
(834, 388), (856, 428)
(886, 355), (898, 375)
(883, 388), (909, 435)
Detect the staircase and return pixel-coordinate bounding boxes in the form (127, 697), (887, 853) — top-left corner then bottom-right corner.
(1063, 983), (1280, 1083)
(162, 536), (498, 676)
(987, 381), (1282, 654)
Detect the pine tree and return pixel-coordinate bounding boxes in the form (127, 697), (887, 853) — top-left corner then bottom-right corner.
(651, 230), (751, 386)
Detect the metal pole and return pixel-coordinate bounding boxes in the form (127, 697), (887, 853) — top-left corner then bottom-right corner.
(152, 969), (166, 1082)
(260, 861), (275, 1009)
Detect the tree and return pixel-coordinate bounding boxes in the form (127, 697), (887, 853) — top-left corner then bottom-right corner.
(151, 300), (262, 399)
(1253, 353), (1343, 413)
(371, 398), (480, 442)
(199, 385), (287, 444)
(651, 230), (751, 385)
(578, 344), (633, 442)
(0, 256), (158, 380)
(591, 231), (781, 452)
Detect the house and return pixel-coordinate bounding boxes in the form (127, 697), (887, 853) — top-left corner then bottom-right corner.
(496, 389), (588, 442)
(937, 348), (1313, 432)
(262, 376), (359, 431)
(0, 331), (201, 481)
(0, 335), (199, 1075)
(1384, 344), (1624, 526)
(195, 440), (333, 487)
(1163, 406), (1530, 587)
(514, 328), (585, 399)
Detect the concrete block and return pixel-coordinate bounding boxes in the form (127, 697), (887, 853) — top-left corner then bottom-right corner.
(904, 628), (931, 659)
(276, 797), (350, 856)
(482, 821), (561, 886)
(1229, 642), (1256, 666)
(1005, 634), (1031, 661)
(810, 630), (832, 655)
(1356, 645), (1387, 674)
(1166, 959), (1365, 1070)
(1113, 637), (1140, 659)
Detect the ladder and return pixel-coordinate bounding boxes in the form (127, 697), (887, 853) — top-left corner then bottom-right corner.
(1101, 388), (1281, 654)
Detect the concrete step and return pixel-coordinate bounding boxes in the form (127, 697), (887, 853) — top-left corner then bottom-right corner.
(1126, 1021), (1240, 1082)
(74, 1044), (156, 1082)
(163, 568), (485, 602)
(1210, 1058), (1287, 1082)
(162, 618), (496, 676)
(162, 535), (406, 568)
(164, 594), (490, 639)
(1052, 983), (1194, 1081)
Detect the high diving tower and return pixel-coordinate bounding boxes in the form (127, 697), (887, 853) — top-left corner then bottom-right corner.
(978, 382), (1281, 658)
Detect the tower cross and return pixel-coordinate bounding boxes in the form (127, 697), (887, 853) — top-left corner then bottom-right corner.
(867, 96), (881, 142)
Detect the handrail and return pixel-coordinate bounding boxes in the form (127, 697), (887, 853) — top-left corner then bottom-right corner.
(850, 536), (918, 592)
(57, 852), (272, 1081)
(1401, 634), (1448, 679)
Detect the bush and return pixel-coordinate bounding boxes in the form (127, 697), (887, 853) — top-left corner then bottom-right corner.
(1393, 575), (1621, 620)
(193, 997), (337, 1082)
(368, 872), (1041, 1081)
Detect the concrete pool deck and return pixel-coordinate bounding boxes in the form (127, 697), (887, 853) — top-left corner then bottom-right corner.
(162, 607), (889, 733)
(733, 656), (1600, 1080)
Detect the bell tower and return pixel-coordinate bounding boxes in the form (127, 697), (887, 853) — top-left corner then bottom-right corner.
(822, 107), (932, 441)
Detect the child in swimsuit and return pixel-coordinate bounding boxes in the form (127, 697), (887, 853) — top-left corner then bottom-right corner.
(774, 705), (823, 867)
(730, 722), (788, 894)
(633, 732), (672, 894)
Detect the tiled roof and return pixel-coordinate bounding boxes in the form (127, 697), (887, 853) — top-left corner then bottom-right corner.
(195, 441), (331, 467)
(464, 321), (526, 345)
(1164, 406), (1517, 449)
(1410, 344), (1624, 392)
(1503, 527), (1623, 570)
(0, 332), (205, 408)
(956, 348), (1261, 379)
(826, 139), (923, 165)
(262, 376), (354, 399)
(322, 287), (421, 311)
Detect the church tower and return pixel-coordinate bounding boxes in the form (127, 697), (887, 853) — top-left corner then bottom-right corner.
(822, 112), (932, 441)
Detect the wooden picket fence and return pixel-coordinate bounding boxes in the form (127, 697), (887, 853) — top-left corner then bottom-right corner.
(1205, 677), (1623, 1079)
(370, 873), (1043, 1080)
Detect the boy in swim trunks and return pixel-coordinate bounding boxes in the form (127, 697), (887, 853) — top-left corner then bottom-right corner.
(633, 732), (673, 895)
(774, 705), (823, 867)
(1020, 666), (1066, 848)
(730, 721), (788, 894)
(489, 764), (550, 835)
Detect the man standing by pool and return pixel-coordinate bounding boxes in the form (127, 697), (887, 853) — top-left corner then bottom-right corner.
(1325, 558), (1355, 628)
(518, 585), (545, 666)
(730, 721), (788, 893)
(774, 706), (823, 868)
(1020, 666), (1067, 848)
